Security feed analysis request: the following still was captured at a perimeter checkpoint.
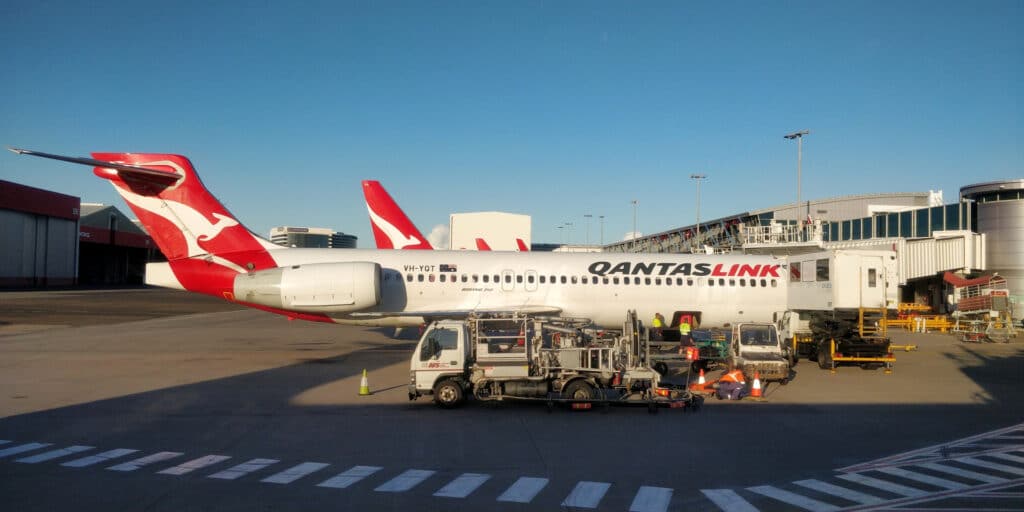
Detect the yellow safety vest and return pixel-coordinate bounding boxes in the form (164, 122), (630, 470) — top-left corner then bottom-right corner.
(652, 317), (663, 328)
(679, 322), (691, 335)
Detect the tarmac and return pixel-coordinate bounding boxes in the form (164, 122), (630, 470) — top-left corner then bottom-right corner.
(1, 288), (1022, 511)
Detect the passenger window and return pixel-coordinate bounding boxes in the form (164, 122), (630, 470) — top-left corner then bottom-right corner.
(571, 276), (577, 284)
(709, 279), (715, 287)
(429, 274), (435, 282)
(560, 276), (567, 284)
(655, 278), (662, 285)
(666, 278), (672, 286)
(868, 268), (877, 288)
(483, 275), (489, 283)
(417, 274), (424, 282)
(687, 279), (694, 286)
(729, 279), (735, 286)
(528, 275), (535, 283)
(505, 275), (512, 283)
(613, 277), (620, 285)
(634, 277), (641, 285)
(602, 277), (609, 284)
(581, 276), (588, 284)
(406, 274), (413, 282)
(761, 279), (767, 287)
(472, 274), (479, 283)
(771, 279), (778, 287)
(676, 278), (683, 286)
(461, 275), (468, 283)
(539, 276), (546, 284)
(719, 279), (725, 286)
(516, 275), (523, 283)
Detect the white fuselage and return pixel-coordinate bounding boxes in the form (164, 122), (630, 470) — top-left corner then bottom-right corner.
(254, 248), (789, 328)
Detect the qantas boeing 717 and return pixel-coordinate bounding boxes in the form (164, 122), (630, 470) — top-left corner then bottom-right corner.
(10, 148), (787, 328)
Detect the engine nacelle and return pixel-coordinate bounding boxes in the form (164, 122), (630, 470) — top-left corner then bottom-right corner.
(234, 262), (381, 313)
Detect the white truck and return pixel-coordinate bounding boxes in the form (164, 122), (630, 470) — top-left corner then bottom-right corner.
(777, 249), (898, 366)
(727, 322), (790, 384)
(408, 312), (698, 411)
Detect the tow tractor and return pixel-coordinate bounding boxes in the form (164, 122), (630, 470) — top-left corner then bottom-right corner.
(408, 311), (700, 412)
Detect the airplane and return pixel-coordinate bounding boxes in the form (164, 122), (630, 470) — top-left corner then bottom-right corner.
(361, 179), (529, 252)
(10, 148), (788, 329)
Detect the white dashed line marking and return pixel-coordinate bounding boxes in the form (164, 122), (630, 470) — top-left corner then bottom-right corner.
(317, 465), (383, 489)
(700, 489), (759, 512)
(16, 445), (93, 464)
(496, 477), (549, 503)
(208, 458), (279, 480)
(433, 472), (491, 498)
(747, 485), (840, 511)
(108, 451), (183, 472)
(0, 442), (52, 459)
(158, 455), (232, 476)
(629, 486), (673, 512)
(374, 469), (435, 492)
(561, 481), (611, 509)
(261, 462), (330, 484)
(63, 448), (138, 468)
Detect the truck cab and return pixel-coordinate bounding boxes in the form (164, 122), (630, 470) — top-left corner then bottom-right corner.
(409, 320), (470, 407)
(729, 322), (790, 384)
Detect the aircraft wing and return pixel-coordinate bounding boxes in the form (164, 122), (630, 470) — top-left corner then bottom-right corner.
(350, 305), (563, 319)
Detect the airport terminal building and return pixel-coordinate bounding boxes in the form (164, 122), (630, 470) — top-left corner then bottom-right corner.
(604, 179), (1023, 324)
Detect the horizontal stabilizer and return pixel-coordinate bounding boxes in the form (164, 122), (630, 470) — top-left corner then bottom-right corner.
(9, 148), (182, 185)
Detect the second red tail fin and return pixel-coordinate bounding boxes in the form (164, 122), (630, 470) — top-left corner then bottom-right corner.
(362, 180), (433, 250)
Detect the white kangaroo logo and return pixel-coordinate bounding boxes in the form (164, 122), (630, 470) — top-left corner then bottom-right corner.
(111, 160), (247, 273)
(366, 204), (423, 249)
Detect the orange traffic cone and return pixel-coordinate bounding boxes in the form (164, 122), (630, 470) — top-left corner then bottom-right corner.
(750, 371), (762, 398)
(689, 368), (707, 392)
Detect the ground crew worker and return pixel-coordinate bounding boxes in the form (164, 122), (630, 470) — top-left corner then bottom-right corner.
(677, 314), (693, 354)
(652, 312), (665, 341)
(716, 364), (748, 400)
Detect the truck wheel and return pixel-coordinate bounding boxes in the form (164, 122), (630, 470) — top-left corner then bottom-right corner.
(433, 379), (464, 409)
(563, 380), (595, 401)
(817, 348), (831, 370)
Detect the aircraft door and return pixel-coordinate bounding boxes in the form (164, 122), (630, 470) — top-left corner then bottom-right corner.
(501, 270), (515, 292)
(525, 270), (538, 292)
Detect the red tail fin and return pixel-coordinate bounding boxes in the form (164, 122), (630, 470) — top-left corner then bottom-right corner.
(475, 238), (492, 251)
(11, 149), (279, 297)
(516, 238), (529, 252)
(362, 180), (432, 249)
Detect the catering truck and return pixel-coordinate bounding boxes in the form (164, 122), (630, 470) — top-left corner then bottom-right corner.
(408, 312), (698, 411)
(777, 249), (897, 369)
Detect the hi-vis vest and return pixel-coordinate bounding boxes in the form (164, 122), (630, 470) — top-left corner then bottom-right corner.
(652, 316), (663, 328)
(679, 322), (691, 335)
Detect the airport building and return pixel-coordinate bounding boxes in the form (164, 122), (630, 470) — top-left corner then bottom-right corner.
(0, 179), (80, 287)
(1, 180), (161, 287)
(269, 226), (357, 249)
(603, 180), (1023, 324)
(449, 212), (531, 251)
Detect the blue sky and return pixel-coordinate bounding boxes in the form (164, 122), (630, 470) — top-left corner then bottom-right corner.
(1, 1), (1020, 246)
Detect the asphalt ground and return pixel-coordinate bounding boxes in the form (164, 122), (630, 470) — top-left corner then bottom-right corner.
(1, 288), (1022, 511)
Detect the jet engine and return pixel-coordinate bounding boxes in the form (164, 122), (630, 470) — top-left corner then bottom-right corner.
(234, 261), (381, 313)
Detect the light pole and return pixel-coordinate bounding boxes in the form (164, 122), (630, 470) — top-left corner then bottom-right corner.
(583, 214), (593, 245)
(784, 130), (810, 218)
(557, 225), (564, 245)
(599, 215), (605, 245)
(690, 174), (706, 242)
(564, 222), (574, 245)
(631, 199), (638, 247)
